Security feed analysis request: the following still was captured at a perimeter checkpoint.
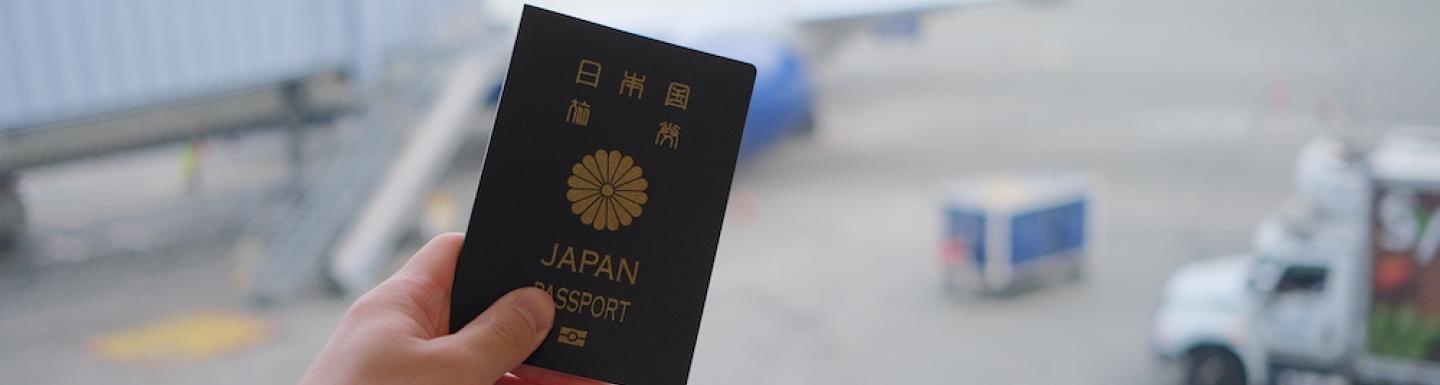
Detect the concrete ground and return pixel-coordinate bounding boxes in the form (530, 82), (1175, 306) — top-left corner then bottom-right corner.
(4, 0), (1440, 384)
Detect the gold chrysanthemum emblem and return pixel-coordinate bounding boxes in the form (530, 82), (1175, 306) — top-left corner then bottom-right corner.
(566, 150), (648, 231)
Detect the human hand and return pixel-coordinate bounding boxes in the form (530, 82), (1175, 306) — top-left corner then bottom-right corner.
(300, 233), (606, 385)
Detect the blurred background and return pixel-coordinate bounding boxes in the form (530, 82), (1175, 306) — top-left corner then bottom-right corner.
(3, 0), (1440, 384)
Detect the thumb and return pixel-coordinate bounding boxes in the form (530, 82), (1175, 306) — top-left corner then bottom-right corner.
(445, 287), (555, 379)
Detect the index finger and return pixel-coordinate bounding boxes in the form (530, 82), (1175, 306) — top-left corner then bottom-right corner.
(391, 232), (466, 294)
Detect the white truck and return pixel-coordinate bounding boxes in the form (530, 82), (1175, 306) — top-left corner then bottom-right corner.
(1151, 128), (1440, 385)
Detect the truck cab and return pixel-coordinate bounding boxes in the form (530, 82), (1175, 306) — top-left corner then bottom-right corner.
(1151, 208), (1363, 385)
(1151, 134), (1368, 385)
(1248, 211), (1365, 382)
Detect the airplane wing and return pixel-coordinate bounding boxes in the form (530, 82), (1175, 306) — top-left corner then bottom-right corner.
(475, 0), (1019, 58)
(784, 0), (1016, 59)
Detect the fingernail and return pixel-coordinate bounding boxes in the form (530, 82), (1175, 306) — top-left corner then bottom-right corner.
(511, 288), (550, 335)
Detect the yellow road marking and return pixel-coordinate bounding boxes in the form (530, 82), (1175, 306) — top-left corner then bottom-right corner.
(89, 310), (268, 364)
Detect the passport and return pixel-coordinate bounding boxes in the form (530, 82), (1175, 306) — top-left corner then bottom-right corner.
(449, 6), (756, 385)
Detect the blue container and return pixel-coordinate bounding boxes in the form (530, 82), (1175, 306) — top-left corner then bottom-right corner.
(941, 173), (1091, 293)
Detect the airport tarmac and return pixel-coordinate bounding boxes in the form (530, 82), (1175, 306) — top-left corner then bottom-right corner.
(4, 0), (1440, 383)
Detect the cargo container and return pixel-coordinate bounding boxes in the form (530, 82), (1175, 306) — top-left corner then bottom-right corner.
(941, 173), (1090, 294)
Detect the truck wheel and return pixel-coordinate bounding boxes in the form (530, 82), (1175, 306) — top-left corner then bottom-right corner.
(1184, 347), (1245, 385)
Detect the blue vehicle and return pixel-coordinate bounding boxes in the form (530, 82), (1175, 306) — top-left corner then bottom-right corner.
(698, 34), (816, 159)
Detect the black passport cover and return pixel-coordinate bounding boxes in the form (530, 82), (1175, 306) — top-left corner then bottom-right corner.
(449, 6), (756, 385)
